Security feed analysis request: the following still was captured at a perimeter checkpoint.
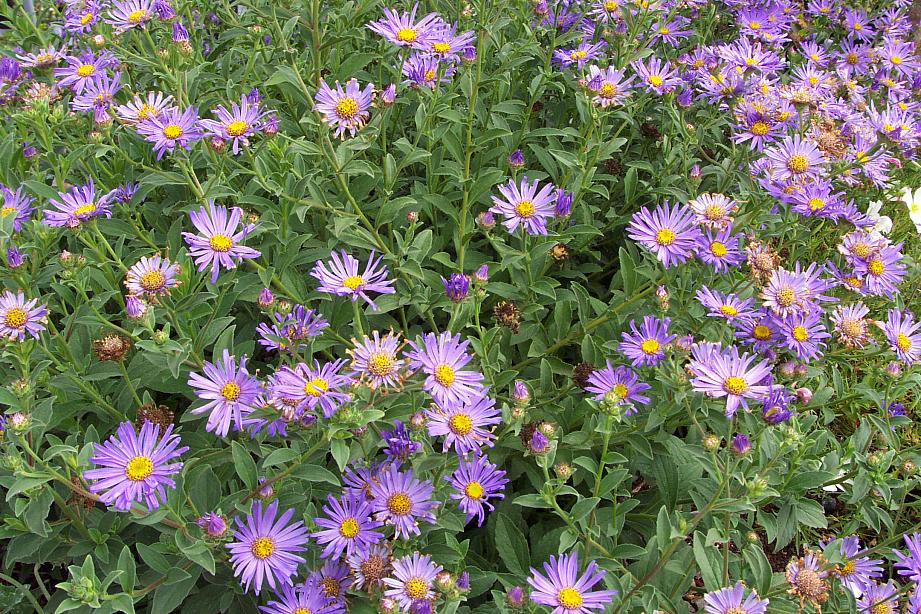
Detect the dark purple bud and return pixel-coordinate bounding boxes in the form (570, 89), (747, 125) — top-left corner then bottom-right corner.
(153, 0), (176, 19)
(6, 246), (23, 269)
(554, 188), (573, 217)
(508, 149), (525, 169)
(196, 512), (228, 537)
(258, 287), (275, 308)
(380, 83), (396, 106)
(477, 211), (495, 229)
(125, 295), (147, 320)
(22, 142), (37, 158)
(172, 21), (189, 42)
(246, 87), (262, 105)
(442, 273), (470, 302)
(731, 433), (751, 455)
(677, 87), (693, 107)
(506, 586), (526, 608)
(457, 571), (470, 590)
(529, 430), (550, 454)
(474, 264), (488, 283)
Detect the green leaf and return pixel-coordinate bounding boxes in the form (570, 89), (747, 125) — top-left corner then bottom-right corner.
(231, 441), (258, 489)
(494, 514), (530, 577)
(117, 546), (136, 593)
(693, 531), (721, 591)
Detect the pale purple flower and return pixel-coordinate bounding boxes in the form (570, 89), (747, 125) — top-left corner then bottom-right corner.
(181, 201), (261, 284)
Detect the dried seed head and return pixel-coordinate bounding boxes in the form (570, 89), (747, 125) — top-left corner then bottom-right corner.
(92, 334), (132, 362)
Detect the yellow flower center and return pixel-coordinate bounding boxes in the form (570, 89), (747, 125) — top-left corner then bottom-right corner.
(138, 270), (166, 292)
(753, 324), (772, 340)
(405, 577), (428, 599)
(208, 234), (233, 252)
(723, 376), (747, 395)
(293, 609), (312, 614)
(786, 154), (808, 173)
(840, 320), (863, 338)
(776, 287), (795, 307)
(0, 207), (14, 217)
(250, 536), (274, 559)
(726, 609), (746, 614)
(515, 200), (536, 218)
(221, 382), (241, 401)
(852, 22), (862, 30)
(424, 69), (436, 81)
(136, 103), (156, 119)
(866, 258), (885, 276)
(557, 587), (583, 609)
(840, 560), (856, 575)
(163, 124), (183, 139)
(703, 204), (725, 220)
(640, 338), (660, 355)
(655, 228), (675, 245)
(127, 9), (148, 23)
(612, 383), (629, 399)
(605, 0), (618, 9)
(710, 241), (728, 257)
(342, 275), (364, 290)
(125, 455), (154, 481)
(751, 121), (770, 136)
(464, 481), (484, 499)
(80, 12), (94, 25)
(659, 26), (670, 34)
(448, 413), (473, 436)
(570, 50), (587, 60)
(34, 54), (53, 65)
(335, 97), (360, 120)
(792, 326), (809, 342)
(648, 75), (664, 87)
(368, 352), (396, 376)
(871, 603), (893, 614)
(338, 517), (360, 538)
(719, 305), (738, 316)
(76, 64), (95, 77)
(73, 203), (97, 217)
(749, 20), (761, 29)
(321, 577), (340, 598)
(434, 363), (455, 386)
(808, 197), (825, 211)
(432, 42), (451, 54)
(387, 492), (411, 515)
(396, 27), (417, 43)
(896, 333), (912, 352)
(303, 378), (329, 397)
(846, 52), (858, 64)
(599, 83), (617, 98)
(226, 120), (248, 137)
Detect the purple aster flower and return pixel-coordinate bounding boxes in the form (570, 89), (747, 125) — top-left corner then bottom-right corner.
(0, 295), (37, 336)
(381, 419), (420, 461)
(894, 533), (921, 582)
(585, 360), (651, 416)
(785, 552), (829, 609)
(181, 201), (261, 284)
(489, 176), (557, 235)
(555, 189), (573, 217)
(310, 250), (395, 310)
(187, 350), (260, 437)
(125, 295), (147, 319)
(380, 83), (397, 106)
(44, 179), (114, 228)
(857, 582), (898, 614)
(651, 16), (692, 46)
(703, 581), (769, 613)
(731, 433), (752, 455)
(348, 330), (407, 389)
(448, 453), (508, 526)
(383, 553), (443, 611)
(256, 304), (327, 353)
(442, 273), (470, 302)
(107, 0), (155, 32)
(631, 56), (681, 95)
(554, 40), (606, 69)
(584, 65), (634, 107)
(368, 465), (437, 539)
(880, 38), (917, 76)
(152, 0), (175, 19)
(762, 135), (827, 182)
(172, 20), (189, 43)
(314, 79), (374, 138)
(366, 4), (443, 49)
(402, 53), (456, 89)
(115, 91), (174, 124)
(6, 246), (23, 269)
(200, 94), (268, 155)
(112, 182), (140, 204)
(830, 302), (872, 348)
(734, 311), (781, 351)
(852, 243), (906, 297)
(528, 553), (618, 614)
(53, 52), (110, 94)
(884, 309), (921, 365)
(226, 499), (309, 595)
(822, 536), (883, 596)
(405, 332), (485, 409)
(844, 8), (874, 40)
(258, 581), (341, 614)
(83, 420), (187, 511)
(16, 45), (65, 69)
(426, 22), (475, 58)
(696, 287), (757, 323)
(124, 254), (181, 298)
(688, 193), (738, 229)
(689, 345), (772, 418)
(779, 311), (830, 362)
(425, 392), (501, 454)
(508, 149), (525, 169)
(270, 359), (352, 419)
(348, 543), (392, 591)
(312, 494), (383, 560)
(64, 2), (103, 33)
(627, 202), (700, 268)
(196, 512), (228, 538)
(71, 72), (123, 123)
(343, 462), (385, 501)
(136, 105), (203, 160)
(0, 186), (35, 232)
(761, 268), (810, 317)
(788, 180), (844, 219)
(760, 384), (793, 423)
(695, 227), (744, 273)
(618, 315), (675, 367)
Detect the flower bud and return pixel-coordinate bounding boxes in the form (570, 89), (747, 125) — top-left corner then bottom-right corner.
(409, 411), (426, 430)
(6, 246), (23, 269)
(703, 433), (721, 451)
(257, 479), (274, 500)
(196, 512), (228, 538)
(506, 586), (526, 609)
(153, 329), (169, 345)
(474, 264), (488, 283)
(435, 571), (455, 591)
(276, 300), (292, 316)
(554, 189), (573, 217)
(378, 597), (398, 613)
(477, 211), (495, 230)
(508, 149), (525, 169)
(795, 387), (812, 404)
(780, 361), (796, 376)
(512, 380), (530, 404)
(746, 531), (760, 544)
(92, 34), (106, 47)
(8, 412), (30, 432)
(746, 476), (767, 497)
(442, 273), (470, 302)
(380, 84), (396, 106)
(406, 210), (418, 223)
(794, 363), (808, 376)
(731, 433), (752, 455)
(886, 361), (902, 378)
(126, 295), (147, 320)
(554, 462), (573, 479)
(258, 287), (275, 309)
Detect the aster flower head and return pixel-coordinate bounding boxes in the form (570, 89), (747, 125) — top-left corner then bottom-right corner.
(270, 359), (353, 419)
(348, 330), (407, 389)
(763, 135), (827, 182)
(226, 499), (309, 595)
(618, 315), (676, 367)
(631, 56), (681, 95)
(115, 91), (174, 124)
(489, 176), (557, 235)
(182, 201), (261, 284)
(442, 273), (470, 302)
(760, 383), (794, 423)
(425, 23), (475, 59)
(785, 551), (829, 611)
(689, 344), (773, 418)
(688, 193), (738, 229)
(402, 53), (456, 89)
(761, 268), (810, 317)
(527, 553), (618, 614)
(584, 65), (634, 108)
(256, 304), (328, 354)
(585, 361), (651, 416)
(780, 312), (830, 362)
(406, 332), (485, 409)
(310, 250), (395, 310)
(822, 536), (883, 597)
(852, 243), (906, 297)
(696, 227), (744, 273)
(369, 465), (437, 539)
(381, 419), (421, 461)
(199, 94), (267, 154)
(314, 79), (374, 138)
(71, 71), (123, 124)
(16, 45), (65, 69)
(312, 494), (384, 560)
(894, 532), (921, 583)
(696, 287), (757, 323)
(136, 105), (203, 160)
(187, 350), (260, 437)
(258, 581), (341, 614)
(884, 309), (921, 365)
(704, 581), (769, 614)
(124, 254), (181, 299)
(857, 582), (898, 614)
(53, 52), (110, 94)
(107, 0), (155, 33)
(348, 543), (392, 591)
(627, 201), (700, 268)
(83, 420), (187, 511)
(0, 186), (35, 232)
(44, 179), (114, 228)
(309, 560), (352, 606)
(425, 391), (501, 454)
(554, 40), (606, 69)
(366, 4), (443, 49)
(64, 2), (103, 33)
(830, 302), (873, 348)
(383, 553), (444, 612)
(448, 453), (508, 527)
